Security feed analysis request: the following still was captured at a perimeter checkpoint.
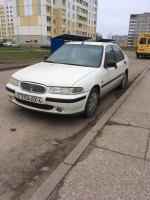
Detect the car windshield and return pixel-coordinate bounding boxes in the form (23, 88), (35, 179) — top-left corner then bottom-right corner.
(46, 44), (103, 68)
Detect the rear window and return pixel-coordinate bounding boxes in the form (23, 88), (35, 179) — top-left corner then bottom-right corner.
(139, 38), (147, 44)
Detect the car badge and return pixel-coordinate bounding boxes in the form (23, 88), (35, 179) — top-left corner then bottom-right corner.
(30, 84), (34, 92)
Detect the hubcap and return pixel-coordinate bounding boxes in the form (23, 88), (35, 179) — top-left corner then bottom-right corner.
(88, 92), (98, 114)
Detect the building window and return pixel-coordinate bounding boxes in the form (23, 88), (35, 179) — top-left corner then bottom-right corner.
(62, 19), (65, 24)
(53, 28), (56, 34)
(47, 16), (51, 22)
(46, 5), (51, 12)
(72, 5), (75, 10)
(62, 0), (66, 5)
(62, 9), (66, 15)
(68, 2), (70, 9)
(68, 12), (70, 18)
(53, 0), (56, 5)
(68, 21), (70, 26)
(53, 19), (56, 25)
(47, 26), (51, 31)
(53, 9), (56, 15)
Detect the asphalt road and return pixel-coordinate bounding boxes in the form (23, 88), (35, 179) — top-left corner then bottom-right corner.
(0, 52), (150, 200)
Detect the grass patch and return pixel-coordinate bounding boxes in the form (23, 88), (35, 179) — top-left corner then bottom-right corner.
(0, 49), (50, 61)
(121, 46), (136, 52)
(105, 121), (115, 125)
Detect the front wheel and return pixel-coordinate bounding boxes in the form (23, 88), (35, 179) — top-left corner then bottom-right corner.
(84, 87), (99, 118)
(136, 54), (139, 58)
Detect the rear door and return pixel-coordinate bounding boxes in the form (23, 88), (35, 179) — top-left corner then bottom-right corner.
(145, 38), (150, 53)
(138, 37), (147, 53)
(110, 45), (127, 86)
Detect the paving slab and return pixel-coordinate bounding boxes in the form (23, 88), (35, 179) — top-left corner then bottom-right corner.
(58, 148), (150, 200)
(96, 125), (149, 159)
(110, 71), (150, 129)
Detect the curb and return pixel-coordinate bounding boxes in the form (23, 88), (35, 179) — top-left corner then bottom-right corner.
(0, 64), (28, 71)
(28, 64), (149, 200)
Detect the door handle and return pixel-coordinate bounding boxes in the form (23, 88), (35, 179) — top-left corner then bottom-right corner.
(124, 61), (126, 64)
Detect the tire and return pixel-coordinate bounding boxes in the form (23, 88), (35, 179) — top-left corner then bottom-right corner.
(119, 72), (127, 89)
(136, 54), (139, 58)
(84, 87), (99, 118)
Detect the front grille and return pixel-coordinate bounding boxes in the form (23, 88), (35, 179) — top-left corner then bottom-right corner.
(16, 98), (54, 110)
(20, 82), (46, 94)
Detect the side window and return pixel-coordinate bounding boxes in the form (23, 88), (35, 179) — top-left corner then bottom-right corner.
(148, 38), (150, 44)
(105, 46), (116, 66)
(139, 38), (147, 44)
(112, 45), (124, 63)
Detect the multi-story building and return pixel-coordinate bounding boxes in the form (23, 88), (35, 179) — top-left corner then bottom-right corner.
(112, 35), (128, 45)
(0, 0), (14, 41)
(127, 13), (150, 46)
(12, 0), (98, 46)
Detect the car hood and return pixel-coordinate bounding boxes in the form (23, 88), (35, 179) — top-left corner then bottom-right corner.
(12, 62), (97, 87)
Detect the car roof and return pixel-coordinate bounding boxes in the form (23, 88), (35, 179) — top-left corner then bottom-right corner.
(65, 41), (117, 46)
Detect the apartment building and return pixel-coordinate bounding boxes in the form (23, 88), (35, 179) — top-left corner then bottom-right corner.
(0, 0), (14, 41)
(12, 0), (98, 45)
(127, 13), (150, 46)
(112, 35), (128, 45)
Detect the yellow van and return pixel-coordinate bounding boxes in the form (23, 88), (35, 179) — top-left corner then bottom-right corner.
(136, 33), (150, 58)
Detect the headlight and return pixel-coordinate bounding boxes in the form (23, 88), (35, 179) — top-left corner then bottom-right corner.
(9, 77), (19, 86)
(49, 87), (84, 95)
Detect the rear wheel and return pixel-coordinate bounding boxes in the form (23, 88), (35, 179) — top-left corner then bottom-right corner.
(119, 72), (127, 89)
(136, 54), (139, 58)
(84, 87), (99, 118)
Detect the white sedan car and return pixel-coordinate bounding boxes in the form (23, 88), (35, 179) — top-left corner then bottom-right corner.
(6, 42), (129, 118)
(3, 41), (20, 47)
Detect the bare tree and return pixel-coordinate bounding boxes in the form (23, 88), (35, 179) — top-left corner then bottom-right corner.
(96, 32), (103, 41)
(106, 32), (112, 39)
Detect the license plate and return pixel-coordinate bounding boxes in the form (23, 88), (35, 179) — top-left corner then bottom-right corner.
(17, 93), (42, 104)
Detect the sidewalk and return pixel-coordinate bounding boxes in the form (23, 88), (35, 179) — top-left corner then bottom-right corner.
(58, 68), (150, 200)
(29, 65), (150, 200)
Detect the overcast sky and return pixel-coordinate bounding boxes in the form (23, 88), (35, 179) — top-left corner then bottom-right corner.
(97, 0), (150, 38)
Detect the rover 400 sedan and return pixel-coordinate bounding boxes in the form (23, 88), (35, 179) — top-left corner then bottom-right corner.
(6, 42), (129, 118)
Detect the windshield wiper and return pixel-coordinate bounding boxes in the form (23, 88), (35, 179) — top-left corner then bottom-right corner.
(45, 61), (57, 63)
(59, 62), (82, 66)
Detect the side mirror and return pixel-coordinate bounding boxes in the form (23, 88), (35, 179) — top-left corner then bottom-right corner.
(44, 55), (48, 61)
(106, 60), (117, 69)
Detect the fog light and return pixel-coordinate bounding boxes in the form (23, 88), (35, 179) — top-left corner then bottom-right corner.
(56, 107), (63, 112)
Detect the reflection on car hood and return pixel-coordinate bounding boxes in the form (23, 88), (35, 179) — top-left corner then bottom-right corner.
(13, 62), (97, 87)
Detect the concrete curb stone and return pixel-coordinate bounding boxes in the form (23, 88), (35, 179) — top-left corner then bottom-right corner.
(0, 64), (28, 71)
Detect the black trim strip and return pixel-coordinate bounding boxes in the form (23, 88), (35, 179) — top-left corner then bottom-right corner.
(101, 73), (123, 88)
(6, 86), (15, 94)
(46, 96), (86, 103)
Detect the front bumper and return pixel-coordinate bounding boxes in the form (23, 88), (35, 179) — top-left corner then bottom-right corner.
(6, 84), (89, 115)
